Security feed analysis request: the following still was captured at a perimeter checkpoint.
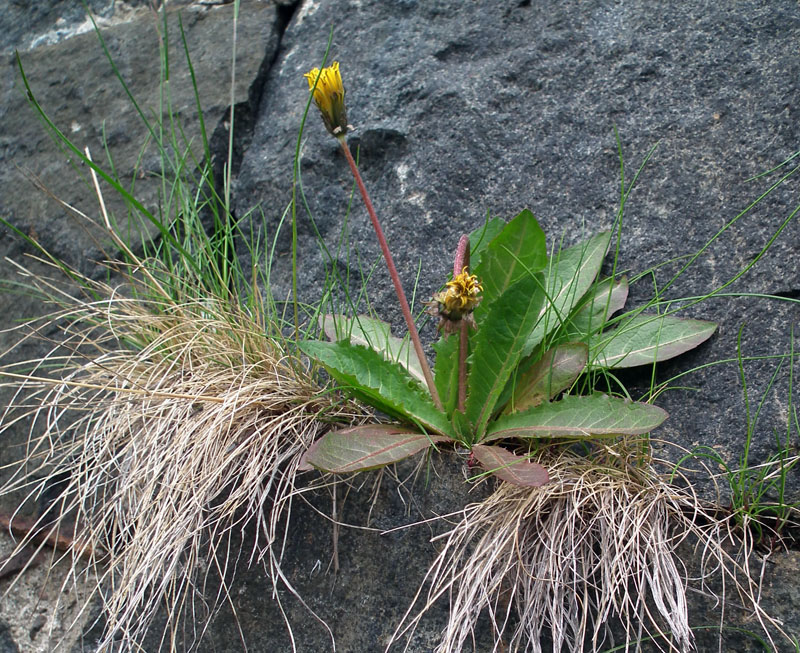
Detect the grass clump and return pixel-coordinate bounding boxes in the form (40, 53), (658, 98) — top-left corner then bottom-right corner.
(680, 326), (800, 546)
(0, 6), (364, 650)
(392, 442), (796, 652)
(2, 262), (357, 649)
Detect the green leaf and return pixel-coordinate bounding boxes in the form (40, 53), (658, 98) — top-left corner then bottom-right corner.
(464, 273), (546, 441)
(300, 424), (450, 474)
(523, 231), (611, 356)
(433, 333), (459, 417)
(471, 444), (549, 487)
(591, 314), (717, 369)
(298, 340), (451, 435)
(564, 276), (629, 340)
(468, 216), (506, 271)
(473, 209), (547, 311)
(319, 314), (425, 384)
(484, 394), (668, 442)
(506, 342), (588, 414)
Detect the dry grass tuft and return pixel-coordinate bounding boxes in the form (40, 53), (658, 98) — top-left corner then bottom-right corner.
(392, 442), (791, 653)
(0, 260), (363, 650)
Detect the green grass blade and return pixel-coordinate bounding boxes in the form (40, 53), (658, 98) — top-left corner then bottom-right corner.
(15, 54), (200, 274)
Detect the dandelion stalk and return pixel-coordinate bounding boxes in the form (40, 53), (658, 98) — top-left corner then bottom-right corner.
(453, 235), (470, 412)
(304, 61), (441, 409)
(337, 136), (442, 409)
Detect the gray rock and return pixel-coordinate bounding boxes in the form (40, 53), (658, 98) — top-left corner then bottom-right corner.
(689, 548), (800, 653)
(0, 0), (281, 276)
(0, 0), (121, 53)
(0, 620), (19, 653)
(1, 0), (799, 651)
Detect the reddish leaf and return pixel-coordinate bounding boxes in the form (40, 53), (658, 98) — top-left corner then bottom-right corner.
(485, 394), (668, 441)
(300, 424), (450, 474)
(471, 444), (549, 487)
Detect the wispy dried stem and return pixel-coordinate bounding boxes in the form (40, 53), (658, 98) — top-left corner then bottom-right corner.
(391, 444), (791, 653)
(0, 260), (366, 651)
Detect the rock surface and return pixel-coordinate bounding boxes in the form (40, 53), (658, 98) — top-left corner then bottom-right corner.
(1, 0), (799, 651)
(0, 0), (280, 275)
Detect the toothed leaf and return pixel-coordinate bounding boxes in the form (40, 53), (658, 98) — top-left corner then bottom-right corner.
(468, 216), (507, 271)
(298, 340), (450, 435)
(319, 314), (425, 385)
(564, 276), (629, 340)
(433, 333), (459, 417)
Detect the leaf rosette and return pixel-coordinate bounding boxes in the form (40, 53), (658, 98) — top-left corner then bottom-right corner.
(301, 210), (715, 485)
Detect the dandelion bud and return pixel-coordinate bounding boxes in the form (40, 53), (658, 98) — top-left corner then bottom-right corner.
(304, 61), (349, 137)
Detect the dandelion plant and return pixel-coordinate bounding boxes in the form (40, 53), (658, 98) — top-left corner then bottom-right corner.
(297, 62), (715, 489)
(287, 59), (796, 653)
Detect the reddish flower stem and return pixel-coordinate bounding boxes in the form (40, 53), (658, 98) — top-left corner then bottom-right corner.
(453, 234), (470, 277)
(454, 234), (471, 412)
(338, 137), (442, 410)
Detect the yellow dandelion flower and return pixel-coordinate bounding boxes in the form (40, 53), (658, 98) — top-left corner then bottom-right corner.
(442, 267), (483, 314)
(427, 267), (483, 332)
(304, 61), (349, 137)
